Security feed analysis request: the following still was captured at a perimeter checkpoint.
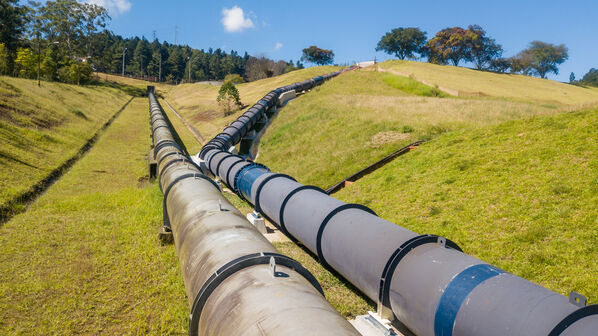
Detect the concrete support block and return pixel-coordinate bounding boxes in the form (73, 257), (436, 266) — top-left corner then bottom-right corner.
(148, 148), (157, 180)
(239, 131), (256, 157)
(158, 225), (173, 245)
(277, 90), (296, 107)
(246, 211), (267, 234)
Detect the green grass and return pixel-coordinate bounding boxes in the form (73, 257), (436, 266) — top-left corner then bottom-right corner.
(257, 69), (579, 188)
(334, 107), (598, 301)
(0, 98), (188, 335)
(166, 66), (340, 141)
(381, 73), (449, 97)
(0, 76), (131, 213)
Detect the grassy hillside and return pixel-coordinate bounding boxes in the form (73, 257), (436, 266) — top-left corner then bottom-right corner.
(0, 98), (188, 335)
(0, 76), (132, 215)
(166, 66), (339, 141)
(334, 107), (598, 301)
(379, 60), (598, 104)
(257, 68), (587, 188)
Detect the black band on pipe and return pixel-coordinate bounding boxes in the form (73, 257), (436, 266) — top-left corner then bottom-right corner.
(279, 185), (327, 240)
(154, 140), (180, 158)
(151, 124), (170, 135)
(225, 158), (249, 188)
(254, 173), (297, 214)
(232, 162), (268, 199)
(548, 304), (598, 336)
(378, 234), (462, 314)
(315, 204), (377, 269)
(188, 252), (324, 336)
(214, 153), (231, 181)
(157, 151), (180, 166)
(162, 173), (220, 228)
(158, 158), (200, 191)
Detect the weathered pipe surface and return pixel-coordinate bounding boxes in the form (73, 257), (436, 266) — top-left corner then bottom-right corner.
(197, 67), (597, 336)
(148, 90), (360, 336)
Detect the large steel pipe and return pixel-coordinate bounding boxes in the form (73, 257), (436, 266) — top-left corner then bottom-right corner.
(197, 65), (597, 334)
(148, 90), (360, 336)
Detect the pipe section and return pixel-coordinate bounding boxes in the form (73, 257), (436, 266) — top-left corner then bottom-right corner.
(197, 68), (597, 335)
(148, 89), (360, 336)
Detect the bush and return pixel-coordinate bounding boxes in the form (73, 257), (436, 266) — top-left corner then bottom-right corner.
(224, 73), (244, 84)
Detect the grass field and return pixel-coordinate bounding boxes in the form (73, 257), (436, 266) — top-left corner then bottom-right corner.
(0, 98), (189, 335)
(379, 60), (598, 104)
(166, 66), (339, 141)
(334, 107), (598, 301)
(257, 68), (587, 188)
(0, 76), (132, 216)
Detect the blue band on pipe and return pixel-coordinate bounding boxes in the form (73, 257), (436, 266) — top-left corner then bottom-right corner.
(236, 165), (269, 201)
(434, 264), (504, 336)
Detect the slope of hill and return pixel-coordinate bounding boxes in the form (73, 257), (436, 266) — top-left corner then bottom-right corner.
(379, 60), (598, 104)
(334, 106), (598, 301)
(257, 64), (594, 188)
(165, 66), (339, 141)
(0, 77), (132, 216)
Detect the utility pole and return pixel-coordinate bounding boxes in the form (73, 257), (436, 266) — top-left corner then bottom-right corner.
(174, 25), (179, 45)
(122, 47), (127, 76)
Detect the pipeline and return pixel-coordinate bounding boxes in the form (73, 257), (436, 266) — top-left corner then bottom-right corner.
(198, 70), (598, 335)
(148, 88), (360, 336)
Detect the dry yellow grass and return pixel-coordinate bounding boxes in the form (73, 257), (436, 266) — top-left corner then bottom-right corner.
(166, 66), (339, 141)
(379, 60), (598, 105)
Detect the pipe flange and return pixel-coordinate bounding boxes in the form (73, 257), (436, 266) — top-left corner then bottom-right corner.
(316, 204), (377, 269)
(378, 234), (462, 315)
(224, 157), (249, 188)
(188, 252), (323, 336)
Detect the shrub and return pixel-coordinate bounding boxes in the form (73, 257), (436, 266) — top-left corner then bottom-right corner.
(217, 81), (243, 116)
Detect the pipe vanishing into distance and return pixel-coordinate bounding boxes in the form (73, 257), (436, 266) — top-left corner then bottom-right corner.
(198, 70), (598, 336)
(148, 88), (360, 336)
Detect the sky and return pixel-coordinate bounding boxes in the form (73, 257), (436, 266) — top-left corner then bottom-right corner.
(90, 0), (597, 81)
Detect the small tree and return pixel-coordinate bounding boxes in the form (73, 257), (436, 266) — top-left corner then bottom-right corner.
(376, 27), (427, 60)
(569, 72), (575, 83)
(301, 46), (334, 66)
(489, 58), (511, 73)
(14, 47), (36, 78)
(0, 43), (9, 75)
(217, 81), (242, 116)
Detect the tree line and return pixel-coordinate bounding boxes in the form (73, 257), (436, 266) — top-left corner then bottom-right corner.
(376, 26), (596, 81)
(0, 0), (303, 85)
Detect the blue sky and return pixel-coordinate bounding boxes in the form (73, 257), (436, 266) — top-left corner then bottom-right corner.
(97, 0), (597, 81)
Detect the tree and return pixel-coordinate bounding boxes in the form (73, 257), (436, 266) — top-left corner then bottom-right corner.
(467, 25), (503, 70)
(426, 27), (471, 66)
(580, 68), (598, 86)
(569, 72), (575, 83)
(489, 58), (511, 73)
(217, 81), (242, 116)
(512, 41), (568, 78)
(0, 0), (28, 74)
(376, 27), (427, 60)
(301, 46), (334, 65)
(0, 43), (9, 74)
(14, 47), (36, 78)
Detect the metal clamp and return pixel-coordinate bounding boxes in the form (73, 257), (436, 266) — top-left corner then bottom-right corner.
(378, 235), (462, 320)
(278, 185), (327, 241)
(188, 252), (323, 336)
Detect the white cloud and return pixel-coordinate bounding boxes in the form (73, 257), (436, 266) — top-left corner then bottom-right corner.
(221, 6), (254, 33)
(274, 42), (283, 50)
(84, 0), (132, 15)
